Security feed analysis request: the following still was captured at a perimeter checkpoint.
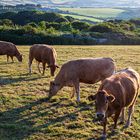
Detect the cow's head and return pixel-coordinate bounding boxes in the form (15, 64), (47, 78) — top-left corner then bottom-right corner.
(47, 65), (59, 76)
(17, 54), (23, 62)
(49, 81), (61, 98)
(88, 90), (115, 121)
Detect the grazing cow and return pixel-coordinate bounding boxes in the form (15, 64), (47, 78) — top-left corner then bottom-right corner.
(49, 57), (115, 102)
(29, 44), (59, 76)
(0, 41), (22, 62)
(88, 68), (140, 139)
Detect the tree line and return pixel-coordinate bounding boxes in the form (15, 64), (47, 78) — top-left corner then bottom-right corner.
(0, 10), (139, 45)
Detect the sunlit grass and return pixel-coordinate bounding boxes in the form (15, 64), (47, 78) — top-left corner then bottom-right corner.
(60, 8), (125, 18)
(0, 45), (140, 140)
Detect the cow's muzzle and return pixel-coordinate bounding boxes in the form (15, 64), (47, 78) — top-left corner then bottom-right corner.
(96, 113), (105, 121)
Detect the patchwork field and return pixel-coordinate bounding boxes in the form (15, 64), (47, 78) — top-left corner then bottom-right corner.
(60, 8), (140, 23)
(60, 8), (125, 18)
(60, 8), (126, 22)
(0, 45), (140, 140)
(61, 13), (103, 23)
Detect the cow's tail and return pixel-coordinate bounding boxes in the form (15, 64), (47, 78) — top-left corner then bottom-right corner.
(130, 76), (140, 106)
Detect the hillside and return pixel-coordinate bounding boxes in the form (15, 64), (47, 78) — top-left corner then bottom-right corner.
(0, 0), (140, 8)
(0, 11), (140, 45)
(60, 8), (140, 21)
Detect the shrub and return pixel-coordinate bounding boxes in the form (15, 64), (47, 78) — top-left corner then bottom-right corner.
(0, 19), (14, 26)
(60, 22), (72, 32)
(54, 17), (69, 23)
(71, 21), (91, 31)
(89, 22), (119, 33)
(46, 22), (61, 30)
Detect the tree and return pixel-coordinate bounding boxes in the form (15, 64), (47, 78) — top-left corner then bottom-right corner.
(71, 21), (90, 31)
(0, 19), (13, 26)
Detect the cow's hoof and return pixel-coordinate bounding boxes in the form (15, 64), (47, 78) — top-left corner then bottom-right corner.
(76, 101), (80, 105)
(100, 134), (106, 140)
(119, 121), (124, 125)
(124, 123), (130, 128)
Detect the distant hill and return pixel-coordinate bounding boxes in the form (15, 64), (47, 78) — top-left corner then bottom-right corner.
(0, 0), (140, 8)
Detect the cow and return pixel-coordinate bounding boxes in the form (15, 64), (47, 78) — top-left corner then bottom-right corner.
(0, 41), (22, 62)
(28, 44), (59, 76)
(88, 68), (140, 139)
(49, 57), (116, 102)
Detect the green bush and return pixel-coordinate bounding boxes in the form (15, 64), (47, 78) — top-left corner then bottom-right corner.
(60, 22), (72, 32)
(89, 25), (111, 33)
(0, 19), (14, 26)
(71, 21), (91, 31)
(46, 22), (61, 30)
(54, 17), (69, 23)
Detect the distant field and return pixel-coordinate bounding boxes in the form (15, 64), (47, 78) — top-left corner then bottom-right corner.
(61, 13), (103, 22)
(0, 45), (140, 139)
(60, 8), (126, 22)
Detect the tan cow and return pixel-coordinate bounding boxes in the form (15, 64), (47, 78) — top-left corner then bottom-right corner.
(0, 41), (22, 62)
(88, 68), (140, 139)
(29, 44), (59, 76)
(49, 57), (116, 102)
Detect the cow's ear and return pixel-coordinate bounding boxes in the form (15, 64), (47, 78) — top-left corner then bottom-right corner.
(50, 81), (55, 86)
(55, 65), (59, 68)
(88, 95), (96, 101)
(107, 95), (115, 102)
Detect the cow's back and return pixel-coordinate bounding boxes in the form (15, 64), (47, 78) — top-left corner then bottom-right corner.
(30, 44), (53, 62)
(79, 58), (115, 83)
(101, 69), (139, 107)
(75, 58), (115, 84)
(55, 57), (115, 84)
(0, 41), (15, 55)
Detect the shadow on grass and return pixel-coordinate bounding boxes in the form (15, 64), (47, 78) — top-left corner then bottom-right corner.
(0, 73), (45, 86)
(0, 97), (92, 139)
(0, 62), (13, 65)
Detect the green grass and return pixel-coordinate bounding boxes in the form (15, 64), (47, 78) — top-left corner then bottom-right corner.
(0, 45), (140, 140)
(60, 8), (125, 19)
(61, 13), (103, 22)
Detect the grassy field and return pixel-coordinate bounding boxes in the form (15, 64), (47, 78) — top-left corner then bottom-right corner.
(61, 13), (103, 23)
(0, 45), (140, 140)
(60, 8), (125, 18)
(60, 8), (127, 22)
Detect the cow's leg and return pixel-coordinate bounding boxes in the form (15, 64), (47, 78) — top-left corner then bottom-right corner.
(28, 57), (34, 74)
(74, 81), (80, 102)
(37, 62), (41, 73)
(113, 110), (121, 129)
(101, 117), (107, 139)
(10, 56), (14, 62)
(42, 62), (46, 75)
(7, 55), (9, 62)
(125, 105), (134, 127)
(71, 87), (75, 99)
(120, 107), (125, 124)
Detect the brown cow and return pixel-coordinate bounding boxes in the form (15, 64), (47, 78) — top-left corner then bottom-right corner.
(29, 44), (59, 76)
(0, 41), (22, 62)
(49, 57), (116, 102)
(88, 68), (140, 139)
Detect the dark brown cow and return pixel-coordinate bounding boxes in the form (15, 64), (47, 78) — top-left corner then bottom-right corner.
(88, 68), (140, 139)
(29, 44), (59, 76)
(0, 41), (22, 62)
(49, 57), (116, 102)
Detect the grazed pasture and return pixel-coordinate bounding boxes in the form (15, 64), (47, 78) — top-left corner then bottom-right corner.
(0, 45), (140, 140)
(60, 8), (125, 18)
(60, 8), (125, 22)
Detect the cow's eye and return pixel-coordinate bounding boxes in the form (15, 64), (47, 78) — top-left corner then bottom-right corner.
(105, 100), (108, 104)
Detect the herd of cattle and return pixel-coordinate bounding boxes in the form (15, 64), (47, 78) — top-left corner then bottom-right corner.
(0, 40), (139, 139)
